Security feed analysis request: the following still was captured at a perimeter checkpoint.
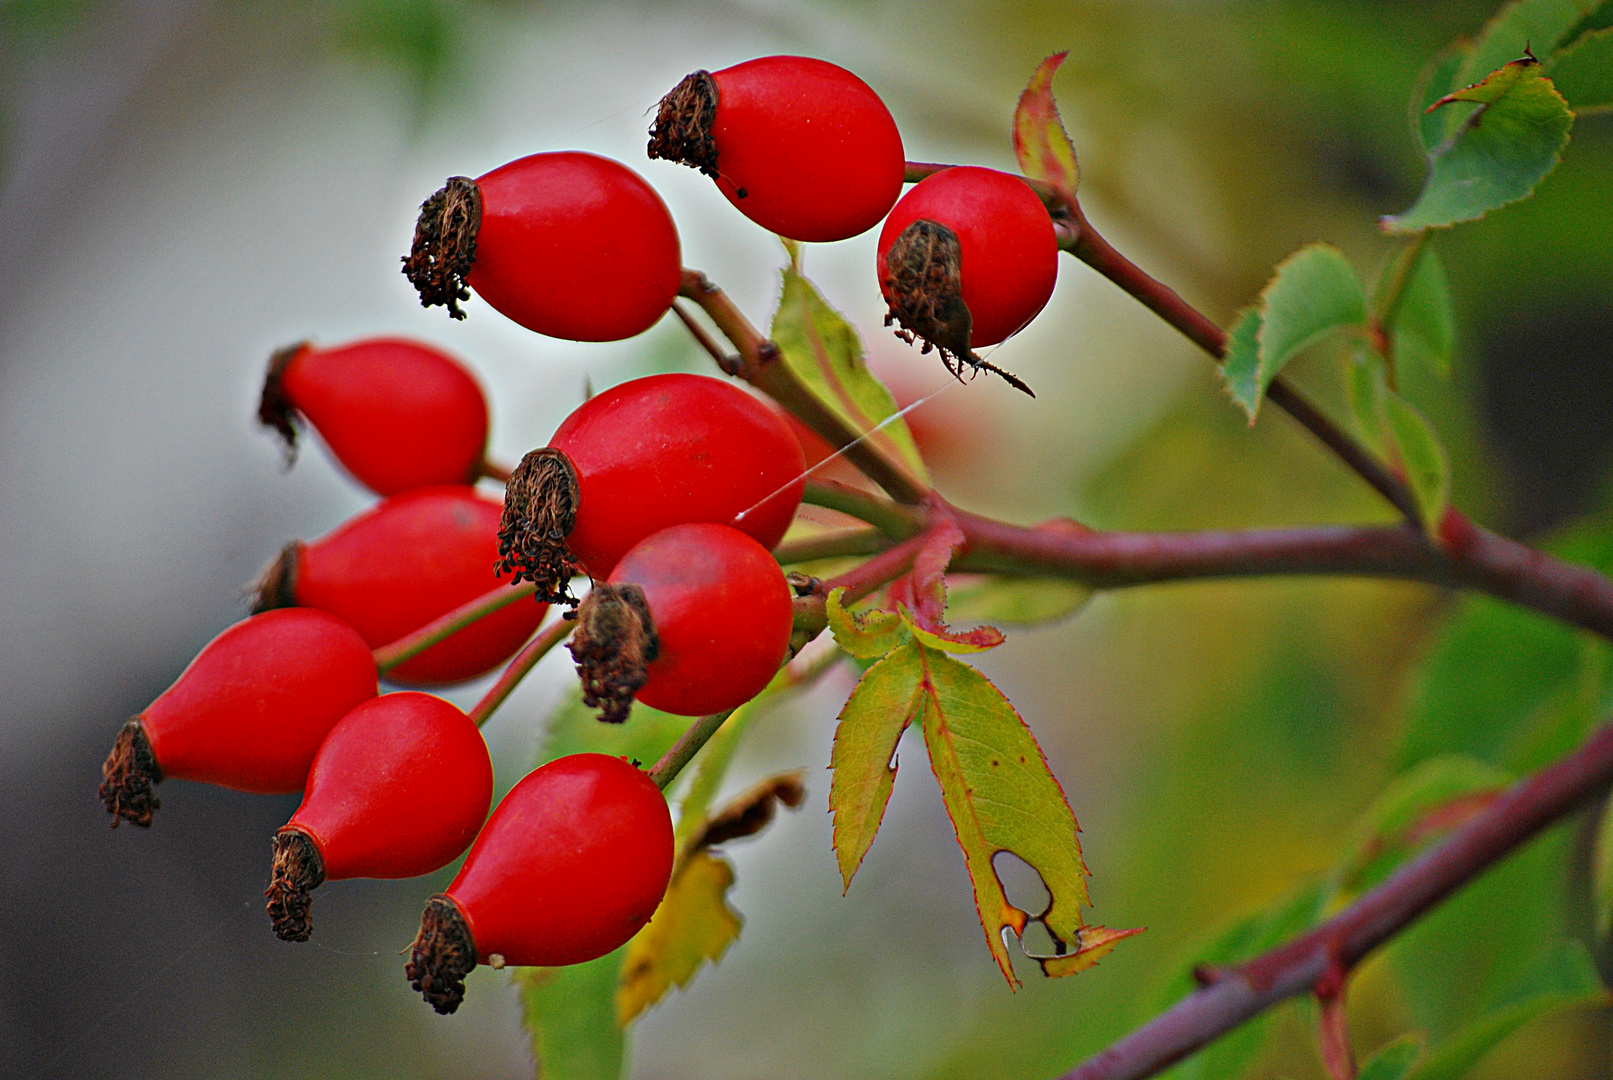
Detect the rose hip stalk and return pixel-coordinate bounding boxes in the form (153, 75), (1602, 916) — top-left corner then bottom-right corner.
(877, 165), (1057, 395)
(497, 373), (805, 604)
(569, 522), (794, 722)
(266, 692), (493, 942)
(255, 486), (546, 686)
(407, 753), (673, 1014)
(649, 56), (906, 242)
(257, 337), (489, 496)
(99, 609), (377, 827)
(402, 151), (681, 342)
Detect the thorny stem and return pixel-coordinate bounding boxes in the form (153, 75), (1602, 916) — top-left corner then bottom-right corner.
(372, 582), (538, 673)
(465, 617), (575, 728)
(1059, 719), (1613, 1080)
(676, 268), (931, 506)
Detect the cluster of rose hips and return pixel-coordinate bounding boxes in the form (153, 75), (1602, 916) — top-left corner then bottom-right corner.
(99, 54), (1064, 1017)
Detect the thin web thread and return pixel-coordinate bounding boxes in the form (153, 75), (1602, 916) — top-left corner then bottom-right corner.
(733, 379), (958, 523)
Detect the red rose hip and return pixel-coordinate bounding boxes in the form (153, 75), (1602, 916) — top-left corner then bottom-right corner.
(403, 151), (681, 342)
(407, 753), (673, 1013)
(99, 609), (378, 827)
(569, 522), (794, 722)
(877, 166), (1056, 391)
(649, 55), (905, 242)
(266, 692), (493, 941)
(497, 373), (805, 603)
(258, 337), (489, 496)
(255, 486), (546, 687)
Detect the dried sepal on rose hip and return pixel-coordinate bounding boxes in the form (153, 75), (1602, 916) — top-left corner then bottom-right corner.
(253, 486), (546, 687)
(265, 692), (492, 942)
(407, 753), (673, 1013)
(99, 609), (377, 827)
(649, 55), (905, 243)
(496, 373), (805, 605)
(402, 151), (681, 342)
(257, 337), (489, 496)
(569, 522), (794, 722)
(876, 165), (1058, 396)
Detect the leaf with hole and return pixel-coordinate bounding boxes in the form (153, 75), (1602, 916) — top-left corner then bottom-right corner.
(1013, 51), (1080, 201)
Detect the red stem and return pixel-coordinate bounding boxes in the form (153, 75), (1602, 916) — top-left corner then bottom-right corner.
(373, 581), (537, 672)
(465, 617), (574, 728)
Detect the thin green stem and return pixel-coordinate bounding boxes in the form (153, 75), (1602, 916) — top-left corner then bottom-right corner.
(465, 616), (575, 728)
(373, 582), (538, 672)
(801, 479), (923, 537)
(774, 527), (892, 565)
(649, 710), (732, 790)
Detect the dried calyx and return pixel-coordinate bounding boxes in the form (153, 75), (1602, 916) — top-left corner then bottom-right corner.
(569, 584), (660, 724)
(256, 343), (308, 460)
(496, 448), (583, 606)
(882, 219), (1035, 397)
(250, 543), (300, 614)
(647, 70), (720, 179)
(100, 718), (162, 827)
(265, 828), (326, 942)
(407, 894), (479, 1015)
(402, 176), (483, 320)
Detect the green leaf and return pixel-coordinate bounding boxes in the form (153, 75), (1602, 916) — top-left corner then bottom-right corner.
(517, 951), (628, 1080)
(826, 587), (911, 660)
(911, 645), (1137, 984)
(1013, 51), (1080, 200)
(1383, 389), (1451, 528)
(1404, 941), (1608, 1080)
(1346, 345), (1390, 457)
(1360, 1034), (1427, 1080)
(1384, 57), (1574, 233)
(945, 574), (1093, 628)
(1453, 0), (1602, 104)
(770, 259), (929, 482)
(537, 687), (691, 769)
(1383, 247), (1457, 378)
(616, 852), (743, 1025)
(1330, 756), (1511, 902)
(1224, 247), (1367, 422)
(1220, 307), (1264, 420)
(830, 643), (924, 890)
(1593, 792), (1613, 938)
(1549, 27), (1613, 113)
(1413, 42), (1474, 152)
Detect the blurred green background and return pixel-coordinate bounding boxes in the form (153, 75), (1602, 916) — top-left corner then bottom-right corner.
(2, 1), (1610, 1077)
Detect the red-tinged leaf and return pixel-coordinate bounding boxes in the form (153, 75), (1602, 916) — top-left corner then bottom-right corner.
(830, 643), (926, 890)
(826, 586), (911, 659)
(1031, 924), (1146, 977)
(900, 605), (1006, 654)
(909, 514), (966, 627)
(1013, 51), (1080, 201)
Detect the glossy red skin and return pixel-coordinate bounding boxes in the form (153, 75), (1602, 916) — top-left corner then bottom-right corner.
(280, 338), (488, 496)
(141, 609), (377, 793)
(447, 753), (673, 967)
(609, 522), (793, 716)
(294, 486), (546, 686)
(468, 152), (681, 341)
(549, 374), (806, 579)
(878, 166), (1058, 348)
(707, 56), (905, 242)
(288, 693), (492, 880)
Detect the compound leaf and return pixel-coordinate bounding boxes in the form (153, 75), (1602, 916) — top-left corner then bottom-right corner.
(826, 586), (911, 660)
(517, 951), (627, 1080)
(771, 256), (928, 481)
(830, 642), (925, 890)
(1384, 56), (1574, 233)
(1383, 389), (1451, 529)
(1013, 51), (1080, 201)
(1549, 26), (1613, 112)
(616, 852), (743, 1025)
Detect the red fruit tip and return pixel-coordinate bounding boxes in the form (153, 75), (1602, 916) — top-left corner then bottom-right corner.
(647, 70), (719, 178)
(402, 176), (483, 321)
(100, 718), (162, 828)
(249, 543), (299, 615)
(256, 342), (309, 463)
(407, 894), (478, 1015)
(568, 583), (660, 724)
(265, 828), (326, 942)
(881, 219), (1035, 397)
(496, 448), (584, 606)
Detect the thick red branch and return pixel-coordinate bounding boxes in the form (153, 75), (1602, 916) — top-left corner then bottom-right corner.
(1059, 720), (1613, 1080)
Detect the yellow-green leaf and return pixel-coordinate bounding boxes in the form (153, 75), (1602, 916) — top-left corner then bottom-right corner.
(771, 258), (928, 481)
(912, 645), (1134, 985)
(1452, 0), (1602, 111)
(1220, 307), (1264, 420)
(1346, 344), (1390, 457)
(899, 605), (1004, 654)
(826, 586), (911, 659)
(945, 574), (1092, 628)
(830, 642), (925, 889)
(616, 852), (743, 1025)
(1384, 389), (1452, 530)
(1013, 51), (1079, 201)
(1359, 1034), (1427, 1080)
(538, 687), (691, 768)
(516, 951), (627, 1080)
